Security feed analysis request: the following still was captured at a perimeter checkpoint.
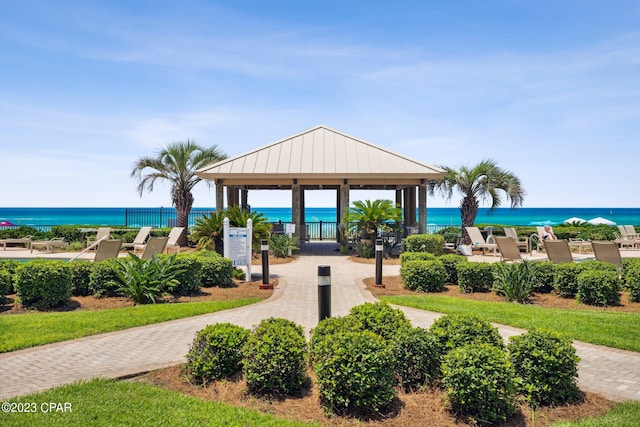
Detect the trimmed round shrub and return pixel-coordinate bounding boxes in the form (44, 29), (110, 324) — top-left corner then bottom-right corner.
(553, 263), (583, 298)
(625, 267), (640, 303)
(577, 269), (621, 306)
(529, 261), (555, 293)
(429, 314), (504, 355)
(185, 322), (250, 385)
(67, 261), (94, 296)
(438, 254), (467, 284)
(400, 251), (436, 264)
(456, 262), (494, 293)
(400, 260), (446, 292)
(160, 253), (202, 296)
(348, 301), (411, 341)
(554, 261), (617, 298)
(508, 329), (580, 408)
(309, 315), (363, 364)
(402, 234), (445, 255)
(0, 259), (20, 294)
(0, 270), (11, 304)
(14, 260), (72, 308)
(89, 258), (121, 297)
(442, 343), (517, 424)
(621, 258), (640, 288)
(194, 251), (234, 288)
(242, 317), (307, 395)
(391, 326), (442, 389)
(314, 330), (395, 415)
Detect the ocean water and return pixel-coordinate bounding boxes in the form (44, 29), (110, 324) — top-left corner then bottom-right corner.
(1, 207), (640, 227)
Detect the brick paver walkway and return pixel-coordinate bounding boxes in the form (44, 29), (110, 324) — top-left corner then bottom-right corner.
(1, 247), (639, 402)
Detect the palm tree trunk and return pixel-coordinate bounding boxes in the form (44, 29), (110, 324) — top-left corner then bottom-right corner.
(460, 196), (479, 244)
(174, 192), (194, 247)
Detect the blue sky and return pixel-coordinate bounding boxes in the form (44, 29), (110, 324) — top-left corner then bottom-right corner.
(2, 0), (639, 208)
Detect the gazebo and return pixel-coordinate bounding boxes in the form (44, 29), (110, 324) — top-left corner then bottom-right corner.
(196, 125), (445, 247)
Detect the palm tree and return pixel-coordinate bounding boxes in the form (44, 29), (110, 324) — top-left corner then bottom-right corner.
(343, 199), (402, 241)
(428, 158), (525, 244)
(131, 140), (226, 247)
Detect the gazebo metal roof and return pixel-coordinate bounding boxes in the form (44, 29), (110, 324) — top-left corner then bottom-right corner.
(197, 125), (445, 188)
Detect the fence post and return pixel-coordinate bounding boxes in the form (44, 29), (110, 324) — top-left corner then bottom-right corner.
(319, 220), (323, 240)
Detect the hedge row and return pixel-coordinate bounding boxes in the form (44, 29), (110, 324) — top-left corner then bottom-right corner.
(0, 250), (233, 308)
(399, 255), (640, 306)
(185, 308), (580, 424)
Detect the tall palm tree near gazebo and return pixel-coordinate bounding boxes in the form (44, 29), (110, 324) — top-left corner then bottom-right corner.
(131, 140), (227, 247)
(428, 158), (525, 244)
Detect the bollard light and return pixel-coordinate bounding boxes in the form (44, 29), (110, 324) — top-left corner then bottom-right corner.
(260, 239), (271, 289)
(375, 238), (384, 287)
(317, 265), (331, 321)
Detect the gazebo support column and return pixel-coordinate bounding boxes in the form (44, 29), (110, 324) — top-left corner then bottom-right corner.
(241, 188), (248, 211)
(339, 182), (350, 254)
(336, 189), (342, 243)
(227, 187), (239, 207)
(292, 182), (302, 242)
(300, 188), (306, 241)
(403, 187), (417, 234)
(395, 189), (403, 230)
(418, 182), (427, 234)
(215, 181), (224, 212)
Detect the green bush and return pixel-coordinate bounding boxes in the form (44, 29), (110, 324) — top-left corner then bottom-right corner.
(400, 260), (446, 292)
(242, 317), (308, 395)
(0, 259), (20, 294)
(529, 261), (555, 293)
(354, 240), (375, 258)
(442, 344), (517, 424)
(625, 267), (640, 303)
(89, 259), (121, 297)
(314, 330), (395, 415)
(554, 261), (617, 298)
(67, 261), (94, 296)
(577, 270), (621, 306)
(621, 258), (640, 289)
(14, 260), (72, 308)
(161, 253), (202, 296)
(185, 322), (250, 385)
(348, 301), (412, 341)
(51, 225), (84, 243)
(194, 251), (234, 288)
(391, 326), (442, 390)
(508, 329), (580, 408)
(112, 254), (181, 304)
(456, 262), (494, 293)
(402, 234), (444, 256)
(399, 251), (436, 264)
(309, 315), (363, 364)
(0, 270), (11, 304)
(429, 314), (504, 355)
(493, 260), (535, 303)
(268, 233), (298, 258)
(438, 254), (467, 284)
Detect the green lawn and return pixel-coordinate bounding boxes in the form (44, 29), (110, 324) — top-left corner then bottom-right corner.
(382, 295), (640, 352)
(0, 299), (261, 353)
(0, 378), (315, 427)
(551, 401), (640, 426)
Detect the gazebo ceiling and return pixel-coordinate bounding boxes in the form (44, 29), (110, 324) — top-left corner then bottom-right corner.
(196, 125), (445, 189)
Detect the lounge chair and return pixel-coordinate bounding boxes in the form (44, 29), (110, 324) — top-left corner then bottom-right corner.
(0, 236), (33, 250)
(536, 226), (590, 254)
(591, 241), (622, 269)
(87, 227), (112, 250)
(464, 226), (497, 256)
(122, 227), (152, 250)
(30, 237), (68, 253)
(543, 240), (574, 264)
(94, 239), (123, 262)
(494, 236), (522, 262)
(503, 227), (528, 252)
(139, 236), (169, 260)
(614, 225), (640, 250)
(163, 227), (185, 254)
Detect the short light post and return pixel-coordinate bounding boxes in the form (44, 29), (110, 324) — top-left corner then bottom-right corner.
(260, 239), (272, 289)
(375, 238), (384, 287)
(317, 265), (331, 321)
